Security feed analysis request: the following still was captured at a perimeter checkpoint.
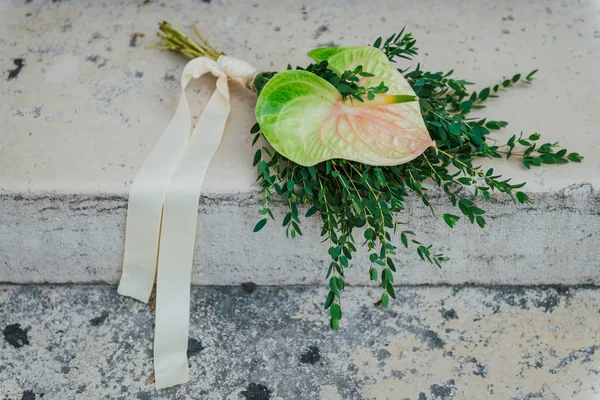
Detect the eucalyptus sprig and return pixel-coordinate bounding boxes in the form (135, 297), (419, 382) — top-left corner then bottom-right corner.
(157, 23), (582, 331)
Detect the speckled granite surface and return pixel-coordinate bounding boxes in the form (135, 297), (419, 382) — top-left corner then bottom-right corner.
(1, 284), (599, 399)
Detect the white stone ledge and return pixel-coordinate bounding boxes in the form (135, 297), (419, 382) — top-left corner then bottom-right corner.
(1, 183), (598, 285)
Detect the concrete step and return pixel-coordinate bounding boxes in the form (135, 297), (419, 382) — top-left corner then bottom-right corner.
(1, 0), (599, 285)
(1, 284), (599, 399)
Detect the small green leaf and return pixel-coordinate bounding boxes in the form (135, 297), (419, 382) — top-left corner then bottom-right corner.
(479, 87), (490, 101)
(386, 283), (396, 299)
(324, 291), (335, 309)
(369, 267), (378, 281)
(526, 69), (539, 81)
(515, 191), (530, 204)
(329, 277), (339, 296)
(476, 215), (486, 228)
(443, 214), (460, 228)
(400, 232), (408, 248)
(381, 292), (389, 308)
(330, 317), (340, 330)
(252, 149), (261, 167)
(253, 218), (268, 232)
(459, 100), (473, 114)
(386, 258), (396, 272)
(305, 206), (317, 217)
(257, 160), (268, 174)
(330, 303), (342, 319)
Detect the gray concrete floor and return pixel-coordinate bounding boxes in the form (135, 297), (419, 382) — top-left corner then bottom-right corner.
(1, 285), (599, 399)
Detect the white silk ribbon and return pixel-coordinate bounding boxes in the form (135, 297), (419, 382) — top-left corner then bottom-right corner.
(118, 56), (257, 389)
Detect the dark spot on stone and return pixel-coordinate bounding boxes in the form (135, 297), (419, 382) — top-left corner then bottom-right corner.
(535, 360), (543, 368)
(8, 59), (25, 81)
(202, 0), (211, 3)
(187, 338), (204, 357)
(31, 106), (41, 119)
(241, 383), (271, 400)
(273, 26), (281, 32)
(25, 0), (33, 3)
(418, 393), (427, 400)
(551, 344), (600, 373)
(314, 25), (328, 39)
(130, 32), (145, 48)
(20, 391), (36, 400)
(61, 365), (70, 374)
(21, 391), (35, 400)
(440, 308), (458, 320)
(423, 329), (445, 349)
(430, 379), (456, 399)
(317, 41), (339, 48)
(502, 29), (510, 34)
(75, 385), (86, 394)
(533, 290), (563, 313)
(502, 15), (515, 21)
(491, 287), (528, 310)
(391, 369), (405, 378)
(163, 73), (176, 82)
(86, 55), (100, 63)
(545, 7), (552, 14)
(376, 348), (391, 361)
(300, 345), (321, 364)
(3, 324), (29, 348)
(469, 357), (487, 378)
(241, 282), (257, 294)
(136, 391), (152, 400)
(90, 311), (108, 326)
(134, 71), (143, 78)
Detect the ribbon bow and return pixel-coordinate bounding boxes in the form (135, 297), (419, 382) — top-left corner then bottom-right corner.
(118, 56), (257, 389)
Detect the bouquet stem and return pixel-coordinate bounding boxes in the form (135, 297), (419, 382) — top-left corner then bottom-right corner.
(154, 21), (222, 61)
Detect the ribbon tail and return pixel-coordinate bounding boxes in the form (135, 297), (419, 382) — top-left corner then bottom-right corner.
(118, 80), (194, 303)
(153, 73), (231, 390)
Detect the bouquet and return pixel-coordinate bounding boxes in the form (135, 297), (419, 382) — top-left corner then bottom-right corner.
(118, 22), (582, 389)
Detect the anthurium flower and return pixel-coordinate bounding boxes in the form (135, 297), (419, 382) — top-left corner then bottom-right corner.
(255, 46), (434, 166)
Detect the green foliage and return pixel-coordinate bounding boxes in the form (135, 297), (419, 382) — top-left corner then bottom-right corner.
(156, 22), (581, 330)
(250, 31), (582, 330)
(301, 61), (388, 103)
(372, 28), (418, 62)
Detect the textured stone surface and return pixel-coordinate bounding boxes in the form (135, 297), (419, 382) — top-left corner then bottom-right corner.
(2, 185), (599, 285)
(1, 0), (599, 285)
(1, 284), (600, 399)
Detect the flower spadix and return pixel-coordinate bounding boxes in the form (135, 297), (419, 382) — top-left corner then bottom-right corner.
(255, 46), (434, 166)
